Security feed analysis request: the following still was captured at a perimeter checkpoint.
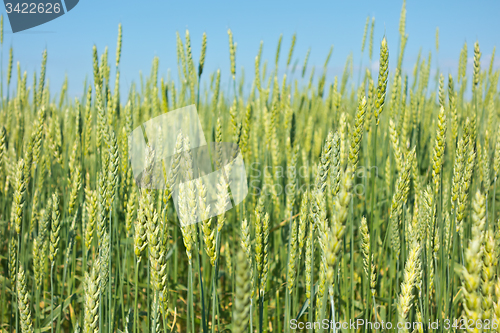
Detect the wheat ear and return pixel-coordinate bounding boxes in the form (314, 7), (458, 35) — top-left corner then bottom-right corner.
(233, 250), (251, 333)
(17, 265), (34, 333)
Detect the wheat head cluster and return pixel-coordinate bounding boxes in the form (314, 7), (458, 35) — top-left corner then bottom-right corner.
(1, 2), (500, 332)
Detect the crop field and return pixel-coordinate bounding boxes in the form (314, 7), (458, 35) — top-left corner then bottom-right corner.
(0, 2), (499, 332)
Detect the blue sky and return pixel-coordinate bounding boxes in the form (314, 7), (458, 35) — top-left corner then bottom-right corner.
(1, 0), (500, 99)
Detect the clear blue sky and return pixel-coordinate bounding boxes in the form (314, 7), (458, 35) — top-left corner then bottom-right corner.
(1, 0), (500, 99)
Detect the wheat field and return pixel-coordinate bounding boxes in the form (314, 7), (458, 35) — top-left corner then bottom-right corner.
(0, 2), (500, 332)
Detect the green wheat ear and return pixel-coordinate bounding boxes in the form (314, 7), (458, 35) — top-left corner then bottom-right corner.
(302, 48), (310, 78)
(275, 33), (283, 68)
(115, 23), (122, 68)
(198, 32), (207, 78)
(6, 47), (13, 89)
(431, 105), (447, 196)
(374, 37), (389, 125)
(17, 265), (34, 333)
(49, 192), (61, 264)
(348, 96), (367, 172)
(326, 166), (353, 287)
(240, 218), (254, 296)
(399, 0), (406, 37)
(494, 123), (500, 180)
(198, 178), (216, 265)
(134, 193), (147, 260)
(147, 209), (167, 301)
(458, 42), (468, 80)
(68, 144), (82, 217)
(435, 27), (439, 52)
(438, 73), (445, 108)
(397, 238), (421, 332)
(37, 49), (47, 108)
(482, 229), (496, 322)
(361, 16), (370, 53)
(473, 41), (481, 88)
(228, 29), (236, 79)
(0, 15), (3, 46)
(83, 263), (100, 333)
(286, 33), (296, 68)
(360, 216), (376, 295)
(0, 126), (6, 168)
(232, 250), (251, 333)
(33, 236), (43, 290)
(459, 190), (485, 330)
(369, 17), (375, 60)
(12, 158), (26, 235)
